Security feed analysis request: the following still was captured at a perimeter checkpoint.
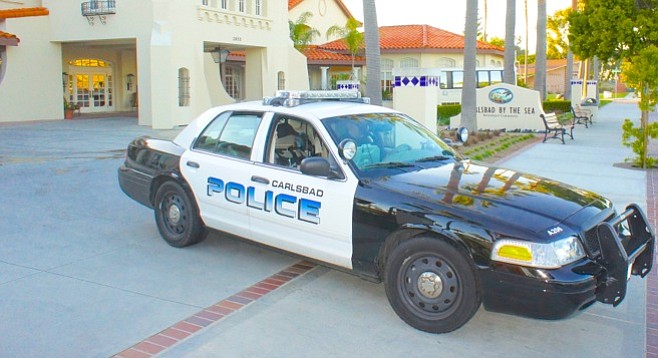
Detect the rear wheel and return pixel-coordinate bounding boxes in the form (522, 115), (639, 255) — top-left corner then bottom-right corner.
(384, 237), (481, 333)
(154, 181), (206, 247)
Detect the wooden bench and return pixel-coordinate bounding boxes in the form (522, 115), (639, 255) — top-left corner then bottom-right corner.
(541, 112), (573, 144)
(571, 105), (593, 128)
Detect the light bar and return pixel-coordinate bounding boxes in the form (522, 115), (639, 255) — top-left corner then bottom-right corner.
(263, 90), (370, 107)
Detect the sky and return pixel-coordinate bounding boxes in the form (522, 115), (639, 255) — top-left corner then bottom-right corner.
(340, 0), (573, 53)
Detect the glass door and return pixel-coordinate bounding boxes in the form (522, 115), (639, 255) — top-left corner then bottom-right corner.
(71, 72), (114, 112)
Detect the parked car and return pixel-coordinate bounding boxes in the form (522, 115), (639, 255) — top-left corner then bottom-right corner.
(118, 90), (654, 333)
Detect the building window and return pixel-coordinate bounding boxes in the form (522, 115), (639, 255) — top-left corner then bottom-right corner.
(238, 0), (245, 12)
(436, 57), (456, 68)
(399, 57), (418, 68)
(380, 58), (394, 98)
(255, 0), (262, 15)
(277, 71), (285, 90)
(224, 65), (242, 100)
(221, 0), (227, 9)
(179, 68), (190, 107)
(69, 59), (110, 67)
(202, 0), (209, 5)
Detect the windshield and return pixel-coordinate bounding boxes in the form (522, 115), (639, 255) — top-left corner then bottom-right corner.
(322, 112), (460, 173)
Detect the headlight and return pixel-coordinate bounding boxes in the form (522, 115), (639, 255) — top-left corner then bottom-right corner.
(491, 236), (585, 269)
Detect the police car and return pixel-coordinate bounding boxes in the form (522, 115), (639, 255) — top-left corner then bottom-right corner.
(118, 90), (654, 333)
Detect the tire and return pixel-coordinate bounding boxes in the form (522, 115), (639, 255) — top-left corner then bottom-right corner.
(384, 237), (481, 333)
(154, 181), (207, 247)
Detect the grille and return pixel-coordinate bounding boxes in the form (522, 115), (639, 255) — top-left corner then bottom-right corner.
(581, 213), (616, 259)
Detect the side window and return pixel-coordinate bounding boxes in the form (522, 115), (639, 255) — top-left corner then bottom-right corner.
(193, 112), (262, 160)
(266, 116), (331, 170)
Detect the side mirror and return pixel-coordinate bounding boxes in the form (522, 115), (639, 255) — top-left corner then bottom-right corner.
(300, 157), (332, 177)
(338, 139), (357, 160)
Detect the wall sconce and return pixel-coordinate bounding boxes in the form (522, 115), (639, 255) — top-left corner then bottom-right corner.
(126, 73), (135, 91)
(210, 48), (231, 64)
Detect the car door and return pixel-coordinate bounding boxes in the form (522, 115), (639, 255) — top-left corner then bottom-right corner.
(247, 114), (359, 269)
(180, 110), (264, 240)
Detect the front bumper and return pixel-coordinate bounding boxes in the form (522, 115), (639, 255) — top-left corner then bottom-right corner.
(481, 204), (654, 319)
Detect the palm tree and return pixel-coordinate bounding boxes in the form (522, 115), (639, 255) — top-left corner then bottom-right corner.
(524, 0), (529, 85)
(564, 0), (578, 100)
(461, 0), (478, 134)
(534, 0), (547, 101)
(362, 0), (382, 105)
(504, 0), (516, 84)
(326, 18), (364, 75)
(288, 11), (320, 51)
(483, 0), (488, 42)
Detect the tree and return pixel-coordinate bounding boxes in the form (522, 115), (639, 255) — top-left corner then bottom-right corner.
(534, 0), (547, 100)
(288, 11), (320, 51)
(483, 0), (489, 42)
(362, 0), (382, 105)
(503, 0), (516, 84)
(565, 0), (579, 100)
(326, 18), (364, 74)
(461, 0), (478, 134)
(569, 0), (658, 167)
(621, 45), (658, 167)
(547, 8), (570, 59)
(523, 0), (529, 85)
(488, 37), (505, 48)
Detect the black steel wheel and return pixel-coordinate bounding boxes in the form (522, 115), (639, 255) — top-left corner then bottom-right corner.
(384, 237), (481, 333)
(154, 181), (206, 247)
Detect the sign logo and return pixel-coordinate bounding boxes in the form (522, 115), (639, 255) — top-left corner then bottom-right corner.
(488, 88), (514, 104)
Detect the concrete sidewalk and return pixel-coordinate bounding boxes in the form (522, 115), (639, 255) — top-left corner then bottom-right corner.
(0, 103), (654, 358)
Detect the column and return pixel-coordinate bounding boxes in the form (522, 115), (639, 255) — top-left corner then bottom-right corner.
(321, 66), (329, 90)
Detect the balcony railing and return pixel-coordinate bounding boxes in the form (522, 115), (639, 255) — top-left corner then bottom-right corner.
(81, 1), (117, 16)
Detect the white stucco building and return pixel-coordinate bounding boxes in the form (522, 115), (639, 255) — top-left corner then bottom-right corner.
(1, 0), (505, 128)
(1, 0), (310, 128)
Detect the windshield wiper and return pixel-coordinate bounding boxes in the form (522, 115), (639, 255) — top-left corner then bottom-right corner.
(362, 162), (416, 169)
(416, 155), (453, 163)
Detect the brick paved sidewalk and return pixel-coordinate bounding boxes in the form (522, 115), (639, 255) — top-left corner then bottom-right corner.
(646, 108), (658, 357)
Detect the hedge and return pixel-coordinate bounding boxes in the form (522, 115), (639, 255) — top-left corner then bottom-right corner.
(541, 100), (572, 113)
(437, 104), (462, 125)
(437, 100), (574, 125)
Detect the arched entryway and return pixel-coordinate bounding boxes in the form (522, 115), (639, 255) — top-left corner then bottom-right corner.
(64, 58), (114, 113)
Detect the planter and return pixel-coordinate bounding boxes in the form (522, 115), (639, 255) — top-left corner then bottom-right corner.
(64, 109), (75, 120)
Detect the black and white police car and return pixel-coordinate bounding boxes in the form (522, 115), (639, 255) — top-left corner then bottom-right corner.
(118, 90), (654, 333)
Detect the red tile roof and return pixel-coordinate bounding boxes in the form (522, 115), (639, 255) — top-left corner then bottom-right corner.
(288, 0), (356, 20)
(522, 59), (582, 76)
(0, 30), (19, 46)
(0, 7), (49, 19)
(0, 7), (48, 46)
(320, 24), (504, 53)
(302, 45), (365, 65)
(288, 0), (305, 9)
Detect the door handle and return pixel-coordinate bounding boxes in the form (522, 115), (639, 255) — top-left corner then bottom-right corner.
(251, 176), (270, 184)
(186, 161), (200, 168)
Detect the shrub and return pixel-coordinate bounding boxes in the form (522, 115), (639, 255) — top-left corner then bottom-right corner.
(542, 100), (571, 114)
(621, 119), (658, 167)
(437, 104), (462, 126)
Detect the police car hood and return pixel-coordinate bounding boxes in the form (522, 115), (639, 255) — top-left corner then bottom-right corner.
(371, 160), (611, 235)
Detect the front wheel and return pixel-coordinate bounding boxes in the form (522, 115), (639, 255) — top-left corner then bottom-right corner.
(384, 237), (481, 333)
(154, 181), (207, 247)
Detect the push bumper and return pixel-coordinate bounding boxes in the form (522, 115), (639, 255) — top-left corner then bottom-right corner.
(594, 204), (654, 305)
(481, 204), (654, 319)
